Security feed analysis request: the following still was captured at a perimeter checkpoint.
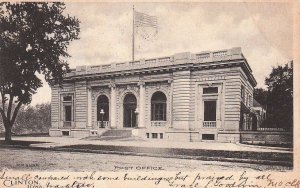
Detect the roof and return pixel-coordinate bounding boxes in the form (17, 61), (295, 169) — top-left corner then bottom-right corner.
(253, 99), (262, 107)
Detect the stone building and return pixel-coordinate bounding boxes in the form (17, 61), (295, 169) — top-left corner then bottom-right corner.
(49, 47), (257, 142)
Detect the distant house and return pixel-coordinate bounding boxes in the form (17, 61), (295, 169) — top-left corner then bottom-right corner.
(252, 99), (266, 129)
(49, 47), (257, 142)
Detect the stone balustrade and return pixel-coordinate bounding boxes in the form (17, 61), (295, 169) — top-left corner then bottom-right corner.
(203, 121), (217, 128)
(65, 47), (243, 77)
(97, 121), (110, 128)
(151, 121), (167, 127)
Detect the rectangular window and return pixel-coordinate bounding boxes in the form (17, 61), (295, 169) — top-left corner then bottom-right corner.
(62, 94), (73, 124)
(152, 133), (158, 139)
(160, 133), (163, 139)
(202, 134), (215, 140)
(204, 101), (216, 121)
(146, 133), (149, 138)
(241, 85), (245, 100)
(203, 87), (218, 94)
(63, 96), (72, 101)
(62, 131), (70, 136)
(64, 105), (72, 122)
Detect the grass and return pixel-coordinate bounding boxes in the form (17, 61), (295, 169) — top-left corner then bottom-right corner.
(14, 132), (49, 137)
(58, 144), (293, 162)
(242, 142), (293, 148)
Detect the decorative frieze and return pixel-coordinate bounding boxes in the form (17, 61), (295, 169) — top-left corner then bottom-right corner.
(196, 75), (225, 82)
(60, 88), (75, 92)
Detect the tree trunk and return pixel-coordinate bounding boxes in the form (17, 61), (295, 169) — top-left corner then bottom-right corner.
(4, 124), (12, 143)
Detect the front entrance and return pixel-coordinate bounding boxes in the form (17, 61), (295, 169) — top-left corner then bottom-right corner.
(123, 93), (137, 128)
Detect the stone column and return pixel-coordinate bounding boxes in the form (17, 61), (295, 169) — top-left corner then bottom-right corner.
(87, 86), (92, 128)
(168, 79), (173, 128)
(109, 83), (117, 129)
(138, 81), (146, 128)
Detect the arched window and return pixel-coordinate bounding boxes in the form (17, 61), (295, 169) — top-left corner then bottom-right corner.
(97, 95), (109, 121)
(151, 91), (167, 121)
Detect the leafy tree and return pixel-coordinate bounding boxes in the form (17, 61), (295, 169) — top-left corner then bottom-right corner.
(13, 103), (51, 134)
(0, 2), (80, 142)
(253, 88), (268, 106)
(265, 61), (293, 130)
(0, 103), (51, 136)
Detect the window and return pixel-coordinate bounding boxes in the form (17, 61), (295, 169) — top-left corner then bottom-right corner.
(151, 92), (167, 121)
(152, 133), (158, 139)
(62, 131), (70, 136)
(241, 85), (245, 99)
(62, 94), (73, 123)
(63, 96), (72, 101)
(203, 87), (218, 94)
(202, 134), (215, 140)
(146, 133), (150, 138)
(64, 105), (72, 121)
(204, 101), (216, 121)
(160, 133), (163, 139)
(248, 95), (252, 107)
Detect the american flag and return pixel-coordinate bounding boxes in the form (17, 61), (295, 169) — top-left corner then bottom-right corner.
(134, 11), (158, 28)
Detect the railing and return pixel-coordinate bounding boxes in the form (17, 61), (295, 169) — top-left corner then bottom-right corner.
(151, 121), (167, 127)
(257, 127), (287, 132)
(102, 65), (111, 69)
(158, 57), (171, 62)
(116, 62), (126, 67)
(196, 53), (210, 59)
(203, 121), (217, 128)
(145, 59), (157, 64)
(130, 61), (140, 66)
(97, 121), (110, 128)
(213, 51), (227, 57)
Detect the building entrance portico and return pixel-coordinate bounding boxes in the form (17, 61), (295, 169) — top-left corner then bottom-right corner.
(123, 93), (137, 128)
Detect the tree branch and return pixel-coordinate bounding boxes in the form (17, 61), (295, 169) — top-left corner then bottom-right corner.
(0, 89), (5, 114)
(0, 107), (7, 125)
(10, 101), (22, 126)
(7, 94), (13, 120)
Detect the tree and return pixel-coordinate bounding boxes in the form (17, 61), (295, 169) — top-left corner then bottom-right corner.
(0, 2), (80, 142)
(13, 103), (51, 134)
(0, 103), (51, 136)
(265, 61), (293, 130)
(253, 88), (268, 106)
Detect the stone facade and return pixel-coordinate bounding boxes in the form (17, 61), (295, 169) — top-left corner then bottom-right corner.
(49, 47), (257, 142)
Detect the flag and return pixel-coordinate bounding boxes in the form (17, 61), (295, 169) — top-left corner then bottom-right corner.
(134, 11), (158, 40)
(134, 11), (158, 28)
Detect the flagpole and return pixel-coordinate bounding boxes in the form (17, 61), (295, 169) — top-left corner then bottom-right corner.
(132, 5), (135, 63)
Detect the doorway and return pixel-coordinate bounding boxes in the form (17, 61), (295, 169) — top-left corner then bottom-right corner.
(123, 93), (137, 128)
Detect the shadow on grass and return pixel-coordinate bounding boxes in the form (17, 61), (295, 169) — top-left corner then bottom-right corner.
(0, 140), (50, 146)
(0, 132), (49, 138)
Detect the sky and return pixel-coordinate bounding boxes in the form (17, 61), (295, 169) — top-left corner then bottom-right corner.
(32, 2), (293, 105)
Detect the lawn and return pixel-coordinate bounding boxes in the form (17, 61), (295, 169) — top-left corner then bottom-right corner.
(58, 144), (293, 166)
